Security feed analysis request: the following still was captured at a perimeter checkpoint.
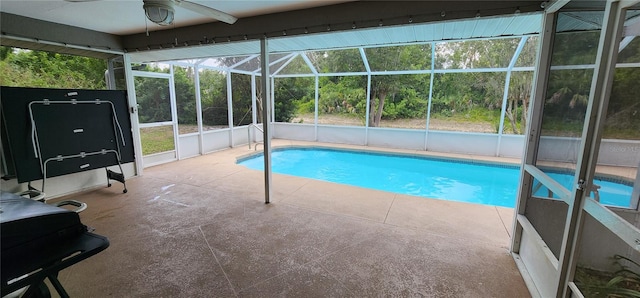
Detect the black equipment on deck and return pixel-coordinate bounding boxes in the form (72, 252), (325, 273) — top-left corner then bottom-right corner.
(1, 87), (135, 195)
(0, 191), (110, 297)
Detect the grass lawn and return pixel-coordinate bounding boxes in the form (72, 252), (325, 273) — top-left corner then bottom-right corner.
(140, 126), (175, 155)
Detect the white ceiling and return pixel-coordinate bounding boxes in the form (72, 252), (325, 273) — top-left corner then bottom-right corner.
(0, 0), (353, 35)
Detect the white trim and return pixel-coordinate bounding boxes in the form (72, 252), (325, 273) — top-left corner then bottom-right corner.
(124, 55), (143, 175)
(194, 65), (205, 155)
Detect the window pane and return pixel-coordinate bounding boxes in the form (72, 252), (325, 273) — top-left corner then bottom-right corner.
(540, 69), (593, 138)
(140, 125), (175, 155)
(372, 74), (430, 129)
(618, 37), (640, 63)
(233, 56), (261, 72)
(134, 63), (170, 73)
(590, 9), (640, 209)
(430, 72), (506, 133)
(435, 38), (520, 69)
(318, 76), (366, 126)
(308, 49), (366, 73)
(514, 36), (539, 67)
(535, 10), (603, 195)
(604, 67), (640, 140)
(199, 68), (228, 130)
(553, 11), (604, 66)
(202, 56), (250, 68)
(502, 71), (534, 135)
(231, 54), (290, 72)
(173, 66), (198, 134)
(278, 54), (314, 75)
(274, 77), (315, 123)
(134, 76), (171, 123)
(231, 73), (253, 126)
(365, 44), (431, 71)
(268, 54), (291, 74)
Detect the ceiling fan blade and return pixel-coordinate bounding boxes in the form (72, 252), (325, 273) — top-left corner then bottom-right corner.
(64, 0), (102, 2)
(174, 0), (237, 24)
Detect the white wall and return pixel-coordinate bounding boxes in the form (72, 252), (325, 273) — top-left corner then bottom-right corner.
(599, 139), (640, 166)
(273, 123), (315, 141)
(270, 124), (637, 167)
(317, 125), (366, 145)
(427, 131), (499, 156)
(202, 129), (231, 153)
(538, 136), (640, 167)
(499, 135), (526, 158)
(232, 125), (250, 147)
(178, 134), (200, 159)
(368, 128), (426, 150)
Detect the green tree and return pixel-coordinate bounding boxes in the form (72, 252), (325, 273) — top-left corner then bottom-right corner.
(318, 75), (366, 121)
(274, 77), (314, 122)
(199, 68), (228, 128)
(505, 71), (533, 134)
(0, 46), (107, 89)
(231, 73), (256, 126)
(135, 75), (172, 124)
(173, 65), (197, 129)
(436, 38), (519, 69)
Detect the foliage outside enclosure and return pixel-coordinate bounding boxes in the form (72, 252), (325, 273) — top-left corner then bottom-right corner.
(2, 29), (638, 141)
(0, 46), (107, 89)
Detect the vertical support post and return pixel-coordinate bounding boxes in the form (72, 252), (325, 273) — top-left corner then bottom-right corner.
(425, 42), (436, 151)
(251, 74), (257, 146)
(271, 77), (276, 123)
(360, 48), (371, 145)
(314, 75), (319, 141)
(251, 75), (257, 125)
(105, 58), (117, 90)
(632, 161), (640, 210)
(558, 2), (625, 296)
(123, 54), (144, 176)
(169, 66), (180, 160)
(227, 72), (234, 147)
(194, 64), (204, 155)
(261, 37), (273, 204)
(365, 74), (371, 143)
(511, 11), (557, 254)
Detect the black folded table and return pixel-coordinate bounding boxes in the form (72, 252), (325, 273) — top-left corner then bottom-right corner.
(1, 191), (109, 297)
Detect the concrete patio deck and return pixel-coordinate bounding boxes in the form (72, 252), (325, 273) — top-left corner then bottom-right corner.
(51, 140), (530, 297)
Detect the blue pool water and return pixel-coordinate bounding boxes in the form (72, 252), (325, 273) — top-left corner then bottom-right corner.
(238, 147), (633, 208)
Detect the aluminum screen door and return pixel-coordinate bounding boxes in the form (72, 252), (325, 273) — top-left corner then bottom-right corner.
(133, 71), (179, 167)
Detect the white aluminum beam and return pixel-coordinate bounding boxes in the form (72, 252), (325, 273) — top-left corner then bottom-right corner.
(497, 36), (529, 156)
(169, 66), (180, 160)
(194, 65), (205, 155)
(511, 10), (557, 255)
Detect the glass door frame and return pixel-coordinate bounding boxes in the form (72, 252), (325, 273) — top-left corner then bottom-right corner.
(511, 1), (640, 297)
(131, 70), (180, 168)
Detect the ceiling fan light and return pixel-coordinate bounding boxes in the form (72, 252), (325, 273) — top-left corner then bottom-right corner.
(143, 2), (175, 26)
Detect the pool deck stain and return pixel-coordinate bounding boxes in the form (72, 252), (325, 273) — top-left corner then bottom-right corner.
(54, 139), (533, 297)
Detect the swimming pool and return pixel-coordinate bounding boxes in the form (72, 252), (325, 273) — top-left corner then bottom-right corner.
(237, 147), (633, 208)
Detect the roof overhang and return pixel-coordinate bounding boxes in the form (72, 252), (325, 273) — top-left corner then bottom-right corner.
(1, 1), (544, 60)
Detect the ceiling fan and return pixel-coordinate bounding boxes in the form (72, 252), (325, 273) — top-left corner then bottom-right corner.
(65, 0), (237, 26)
